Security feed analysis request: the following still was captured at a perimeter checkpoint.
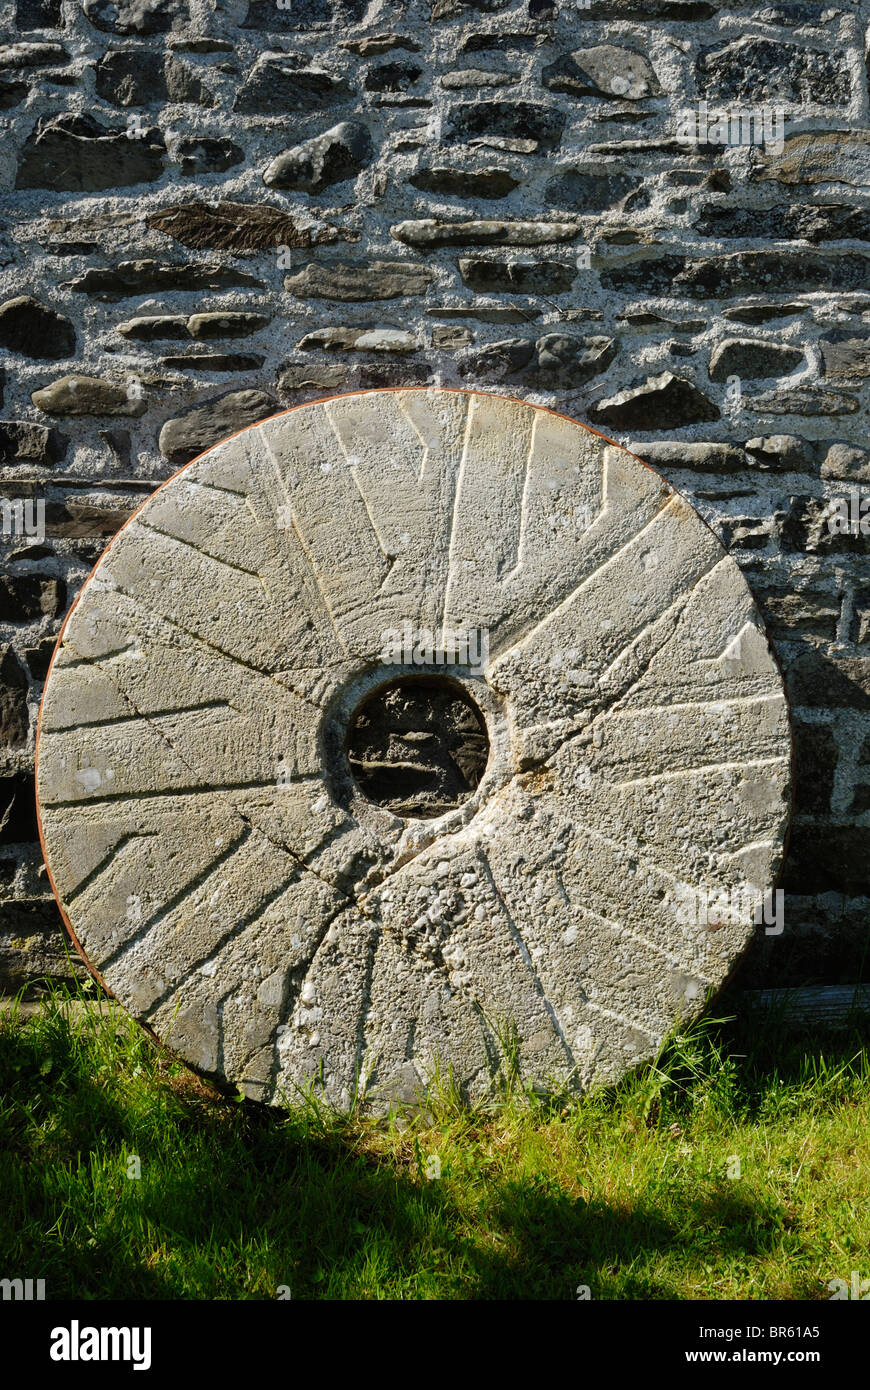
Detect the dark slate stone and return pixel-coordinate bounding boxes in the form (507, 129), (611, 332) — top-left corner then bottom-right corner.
(600, 251), (870, 298)
(409, 166), (520, 198)
(241, 0), (367, 29)
(188, 312), (271, 339)
(756, 2), (831, 23)
(849, 777), (870, 816)
(541, 46), (659, 100)
(747, 387), (858, 416)
(0, 773), (39, 844)
(263, 122), (373, 193)
(821, 442), (870, 482)
(587, 0), (716, 13)
(364, 62), (423, 92)
(94, 49), (214, 107)
(754, 585), (838, 641)
(461, 32), (550, 52)
(0, 646), (29, 749)
(0, 420), (67, 464)
(22, 635), (57, 682)
(722, 303), (806, 324)
(42, 240), (100, 256)
(64, 260), (264, 300)
(233, 56), (354, 114)
(589, 372), (720, 429)
(527, 332), (618, 386)
(782, 827), (870, 895)
(94, 47), (165, 103)
(634, 441), (745, 471)
(160, 352), (266, 370)
(82, 0), (187, 34)
(284, 259), (434, 301)
(43, 499), (136, 537)
(15, 112), (164, 191)
(277, 362), (349, 392)
(695, 203), (870, 243)
(174, 137), (244, 176)
(433, 0), (510, 16)
(460, 332), (617, 385)
(116, 314), (187, 340)
(820, 332), (870, 384)
(99, 427), (131, 467)
(786, 650), (870, 708)
(342, 36), (421, 55)
(709, 339), (804, 381)
(0, 296), (75, 360)
(598, 252), (687, 295)
(782, 497), (868, 554)
(145, 201), (331, 252)
(0, 80), (28, 108)
(458, 257), (576, 293)
(697, 36), (850, 105)
(357, 360), (433, 387)
(0, 574), (65, 622)
(544, 168), (640, 210)
(16, 0), (64, 27)
(459, 336), (535, 380)
(447, 100), (564, 150)
(168, 36), (233, 51)
(743, 434), (814, 469)
(158, 390), (279, 465)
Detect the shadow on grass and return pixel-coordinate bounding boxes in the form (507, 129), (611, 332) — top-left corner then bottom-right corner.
(0, 1004), (823, 1301)
(1, 983), (867, 1300)
(717, 984), (870, 1094)
(1, 1125), (793, 1300)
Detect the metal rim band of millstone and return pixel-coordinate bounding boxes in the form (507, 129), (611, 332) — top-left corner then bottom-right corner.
(36, 389), (792, 1109)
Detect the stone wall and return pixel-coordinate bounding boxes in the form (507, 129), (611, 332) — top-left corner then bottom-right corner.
(0, 0), (868, 995)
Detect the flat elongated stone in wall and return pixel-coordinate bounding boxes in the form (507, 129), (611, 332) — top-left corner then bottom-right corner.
(390, 219), (581, 248)
(0, 40), (68, 65)
(145, 202), (336, 253)
(64, 260), (264, 299)
(37, 389), (791, 1109)
(458, 257), (576, 293)
(284, 260), (434, 301)
(408, 166), (520, 198)
(31, 375), (147, 418)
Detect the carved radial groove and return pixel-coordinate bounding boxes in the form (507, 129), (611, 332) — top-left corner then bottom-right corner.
(36, 390), (791, 1108)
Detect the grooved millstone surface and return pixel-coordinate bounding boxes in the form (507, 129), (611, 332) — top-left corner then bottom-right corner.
(36, 389), (791, 1108)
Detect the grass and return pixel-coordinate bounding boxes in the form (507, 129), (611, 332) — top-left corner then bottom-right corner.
(0, 980), (868, 1300)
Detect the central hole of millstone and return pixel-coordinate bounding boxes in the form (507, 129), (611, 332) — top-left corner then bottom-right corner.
(344, 675), (489, 819)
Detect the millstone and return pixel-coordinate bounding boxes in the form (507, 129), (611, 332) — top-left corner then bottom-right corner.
(36, 389), (791, 1108)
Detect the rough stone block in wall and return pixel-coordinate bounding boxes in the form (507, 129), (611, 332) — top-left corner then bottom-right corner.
(1, 0), (869, 995)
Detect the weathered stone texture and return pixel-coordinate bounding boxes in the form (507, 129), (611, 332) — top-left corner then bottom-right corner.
(36, 393), (790, 1105)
